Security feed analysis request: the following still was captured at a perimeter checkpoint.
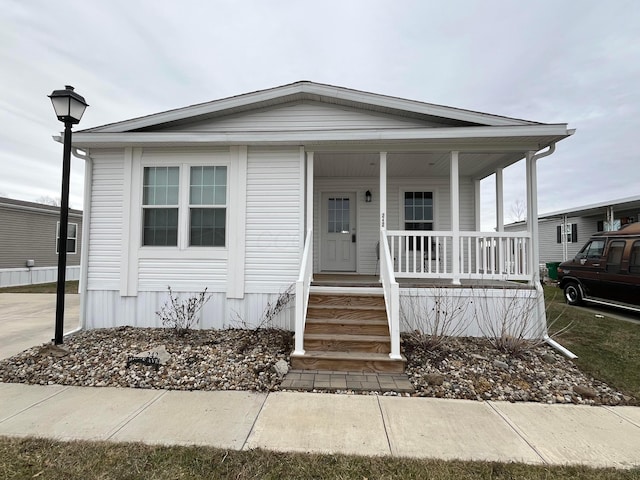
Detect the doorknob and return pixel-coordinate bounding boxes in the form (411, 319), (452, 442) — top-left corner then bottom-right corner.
(352, 234), (356, 243)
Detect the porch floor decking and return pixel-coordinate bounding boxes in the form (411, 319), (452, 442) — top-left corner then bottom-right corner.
(312, 274), (533, 289)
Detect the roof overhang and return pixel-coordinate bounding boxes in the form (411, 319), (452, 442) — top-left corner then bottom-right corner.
(72, 124), (571, 149)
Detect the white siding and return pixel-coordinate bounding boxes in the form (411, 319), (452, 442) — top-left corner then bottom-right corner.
(0, 266), (80, 288)
(85, 291), (292, 330)
(138, 258), (227, 292)
(400, 286), (546, 338)
(160, 101), (441, 132)
(313, 176), (476, 273)
(87, 149), (125, 290)
(245, 147), (302, 292)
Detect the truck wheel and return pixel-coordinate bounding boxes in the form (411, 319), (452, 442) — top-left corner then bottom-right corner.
(564, 282), (583, 306)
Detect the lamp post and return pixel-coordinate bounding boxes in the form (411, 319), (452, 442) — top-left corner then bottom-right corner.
(49, 86), (88, 345)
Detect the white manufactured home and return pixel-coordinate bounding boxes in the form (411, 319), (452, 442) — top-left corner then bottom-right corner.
(69, 82), (574, 372)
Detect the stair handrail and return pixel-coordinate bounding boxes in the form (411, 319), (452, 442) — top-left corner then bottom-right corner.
(293, 228), (313, 356)
(380, 228), (401, 359)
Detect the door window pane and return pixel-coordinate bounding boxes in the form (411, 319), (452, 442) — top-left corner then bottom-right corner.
(328, 197), (350, 233)
(606, 241), (625, 273)
(630, 241), (640, 274)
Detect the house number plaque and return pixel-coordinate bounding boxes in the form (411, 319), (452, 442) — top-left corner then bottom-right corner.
(126, 352), (160, 371)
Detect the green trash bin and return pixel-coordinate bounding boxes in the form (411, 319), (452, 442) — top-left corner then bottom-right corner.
(546, 262), (561, 280)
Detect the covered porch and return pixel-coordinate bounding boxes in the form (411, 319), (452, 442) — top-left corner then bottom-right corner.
(293, 145), (559, 370)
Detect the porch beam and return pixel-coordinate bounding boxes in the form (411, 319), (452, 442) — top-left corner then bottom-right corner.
(379, 152), (387, 230)
(450, 151), (461, 285)
(495, 167), (504, 232)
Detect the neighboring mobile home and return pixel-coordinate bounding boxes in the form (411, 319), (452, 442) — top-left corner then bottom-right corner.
(0, 197), (82, 287)
(506, 195), (640, 263)
(69, 81), (573, 372)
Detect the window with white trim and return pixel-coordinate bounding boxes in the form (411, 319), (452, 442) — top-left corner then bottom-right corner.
(404, 192), (434, 231)
(56, 222), (78, 254)
(141, 165), (227, 247)
(142, 166), (179, 246)
(557, 223), (578, 243)
(189, 165), (227, 246)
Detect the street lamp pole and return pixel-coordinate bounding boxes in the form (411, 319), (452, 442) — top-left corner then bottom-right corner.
(54, 120), (73, 345)
(49, 85), (88, 345)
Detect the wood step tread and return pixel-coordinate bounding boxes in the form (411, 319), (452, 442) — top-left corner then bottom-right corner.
(303, 333), (390, 342)
(296, 351), (406, 362)
(306, 317), (388, 325)
(307, 304), (386, 311)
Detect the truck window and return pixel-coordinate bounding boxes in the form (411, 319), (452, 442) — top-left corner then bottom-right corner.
(605, 241), (625, 273)
(578, 239), (605, 259)
(630, 241), (640, 274)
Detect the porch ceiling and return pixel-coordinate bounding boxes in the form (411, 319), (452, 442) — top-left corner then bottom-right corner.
(314, 151), (523, 179)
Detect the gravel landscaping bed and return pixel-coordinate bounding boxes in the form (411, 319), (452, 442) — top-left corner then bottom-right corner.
(0, 327), (631, 405)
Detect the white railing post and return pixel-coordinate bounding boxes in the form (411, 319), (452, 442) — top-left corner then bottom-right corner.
(292, 228), (313, 357)
(380, 229), (401, 360)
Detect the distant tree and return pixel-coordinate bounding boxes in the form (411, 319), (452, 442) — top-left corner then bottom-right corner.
(509, 198), (526, 222)
(35, 195), (61, 207)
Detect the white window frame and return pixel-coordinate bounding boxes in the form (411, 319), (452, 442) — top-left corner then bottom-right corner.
(137, 153), (230, 257)
(401, 190), (436, 231)
(56, 221), (78, 254)
(188, 165), (228, 247)
(560, 223), (575, 243)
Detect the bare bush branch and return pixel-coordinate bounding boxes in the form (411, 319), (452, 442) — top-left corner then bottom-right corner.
(401, 287), (471, 349)
(156, 286), (212, 336)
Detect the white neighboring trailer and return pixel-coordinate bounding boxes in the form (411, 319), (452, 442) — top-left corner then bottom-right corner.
(68, 81), (574, 352)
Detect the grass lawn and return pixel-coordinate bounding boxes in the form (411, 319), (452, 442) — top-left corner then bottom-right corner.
(545, 285), (640, 403)
(0, 280), (79, 294)
(0, 437), (636, 480)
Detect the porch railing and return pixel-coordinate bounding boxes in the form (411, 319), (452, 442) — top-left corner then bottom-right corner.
(293, 228), (313, 356)
(385, 230), (531, 281)
(380, 228), (401, 360)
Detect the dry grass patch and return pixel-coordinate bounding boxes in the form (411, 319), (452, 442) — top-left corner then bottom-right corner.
(1, 437), (637, 480)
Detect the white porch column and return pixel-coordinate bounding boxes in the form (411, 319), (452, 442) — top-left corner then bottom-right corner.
(306, 151), (314, 232)
(474, 178), (481, 231)
(495, 167), (504, 232)
(379, 152), (387, 229)
(606, 206), (614, 230)
(450, 151), (461, 285)
(562, 214), (568, 261)
(526, 151), (540, 284)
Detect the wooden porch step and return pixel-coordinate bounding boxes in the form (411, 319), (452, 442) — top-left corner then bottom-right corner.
(306, 307), (387, 321)
(291, 351), (406, 374)
(305, 317), (390, 336)
(302, 333), (391, 353)
(308, 294), (386, 309)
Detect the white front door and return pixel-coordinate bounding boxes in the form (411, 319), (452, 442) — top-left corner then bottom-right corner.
(321, 193), (357, 271)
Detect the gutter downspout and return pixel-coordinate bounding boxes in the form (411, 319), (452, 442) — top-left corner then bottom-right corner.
(53, 136), (92, 337)
(530, 143), (577, 359)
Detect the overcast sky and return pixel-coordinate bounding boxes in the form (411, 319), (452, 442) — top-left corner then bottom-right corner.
(1, 0), (639, 227)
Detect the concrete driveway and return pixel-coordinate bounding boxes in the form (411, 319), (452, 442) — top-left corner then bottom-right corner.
(0, 293), (80, 360)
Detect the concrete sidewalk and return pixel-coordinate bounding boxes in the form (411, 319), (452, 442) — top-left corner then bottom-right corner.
(0, 293), (80, 360)
(1, 383), (638, 469)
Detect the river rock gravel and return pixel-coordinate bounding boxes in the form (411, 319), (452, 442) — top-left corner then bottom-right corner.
(0, 327), (632, 405)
